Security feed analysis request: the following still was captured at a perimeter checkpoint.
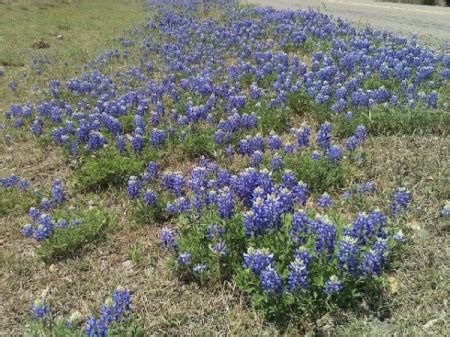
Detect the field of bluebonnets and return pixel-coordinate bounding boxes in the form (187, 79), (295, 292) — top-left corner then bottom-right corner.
(1, 0), (449, 335)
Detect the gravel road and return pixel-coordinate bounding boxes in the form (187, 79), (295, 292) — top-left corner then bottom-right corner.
(249, 0), (450, 48)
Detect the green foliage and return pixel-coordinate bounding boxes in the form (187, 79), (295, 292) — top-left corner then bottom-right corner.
(257, 106), (290, 135)
(241, 73), (256, 87)
(363, 106), (450, 135)
(118, 115), (135, 134)
(170, 208), (399, 324)
(175, 210), (244, 282)
(0, 188), (39, 216)
(332, 107), (450, 137)
(37, 207), (113, 263)
(25, 317), (143, 337)
(284, 154), (351, 193)
(174, 125), (215, 159)
(257, 73), (277, 89)
(132, 192), (170, 226)
(73, 148), (148, 192)
(286, 90), (315, 117)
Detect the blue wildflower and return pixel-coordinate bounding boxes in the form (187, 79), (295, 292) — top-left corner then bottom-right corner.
(324, 275), (343, 294)
(286, 258), (308, 292)
(260, 267), (282, 296)
(243, 248), (274, 275)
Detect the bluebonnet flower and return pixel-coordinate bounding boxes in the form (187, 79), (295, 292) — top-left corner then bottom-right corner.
(345, 136), (359, 151)
(214, 129), (232, 145)
(294, 126), (310, 148)
(341, 191), (352, 200)
(325, 145), (343, 165)
(193, 263), (208, 274)
(393, 230), (405, 242)
(161, 172), (185, 197)
(356, 180), (375, 194)
(360, 249), (384, 277)
(49, 80), (61, 97)
(205, 224), (225, 240)
(427, 90), (438, 108)
(85, 287), (132, 337)
(351, 89), (369, 108)
(251, 150), (264, 167)
(165, 202), (176, 214)
(28, 207), (41, 220)
(210, 241), (228, 256)
(283, 142), (296, 155)
(115, 136), (126, 153)
(324, 275), (343, 294)
(224, 145), (234, 157)
(243, 248), (274, 275)
(268, 154), (282, 171)
(174, 196), (191, 213)
(391, 187), (411, 215)
(291, 210), (309, 237)
(84, 315), (108, 336)
(316, 193), (332, 208)
(281, 169), (297, 189)
(267, 132), (283, 151)
(146, 161), (159, 180)
(160, 227), (177, 251)
(150, 128), (166, 146)
(21, 224), (34, 237)
(87, 131), (106, 151)
(313, 216), (336, 256)
(277, 187), (293, 213)
(0, 175), (21, 188)
(287, 258), (308, 292)
(32, 299), (52, 321)
(344, 111), (354, 120)
(32, 213), (54, 240)
(260, 267), (282, 296)
(216, 187), (234, 219)
(143, 190), (156, 206)
(294, 247), (313, 266)
(39, 197), (54, 211)
(31, 119), (44, 136)
(316, 122), (332, 149)
(243, 194), (283, 236)
(337, 236), (359, 274)
(127, 176), (141, 199)
(51, 179), (66, 203)
(178, 252), (192, 266)
(131, 135), (144, 153)
(311, 151), (321, 161)
(354, 125), (367, 143)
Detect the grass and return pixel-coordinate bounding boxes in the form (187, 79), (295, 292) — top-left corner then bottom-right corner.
(37, 206), (113, 263)
(0, 0), (146, 109)
(0, 0), (449, 335)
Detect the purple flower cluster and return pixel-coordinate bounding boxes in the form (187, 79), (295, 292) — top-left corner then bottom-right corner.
(85, 288), (132, 336)
(32, 300), (52, 321)
(391, 188), (411, 215)
(243, 248), (274, 275)
(0, 175), (29, 190)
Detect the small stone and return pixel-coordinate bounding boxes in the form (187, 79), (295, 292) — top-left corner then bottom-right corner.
(123, 260), (135, 270)
(387, 276), (399, 294)
(56, 34), (63, 40)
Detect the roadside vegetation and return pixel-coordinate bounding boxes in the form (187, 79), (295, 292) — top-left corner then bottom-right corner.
(1, 0), (448, 335)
